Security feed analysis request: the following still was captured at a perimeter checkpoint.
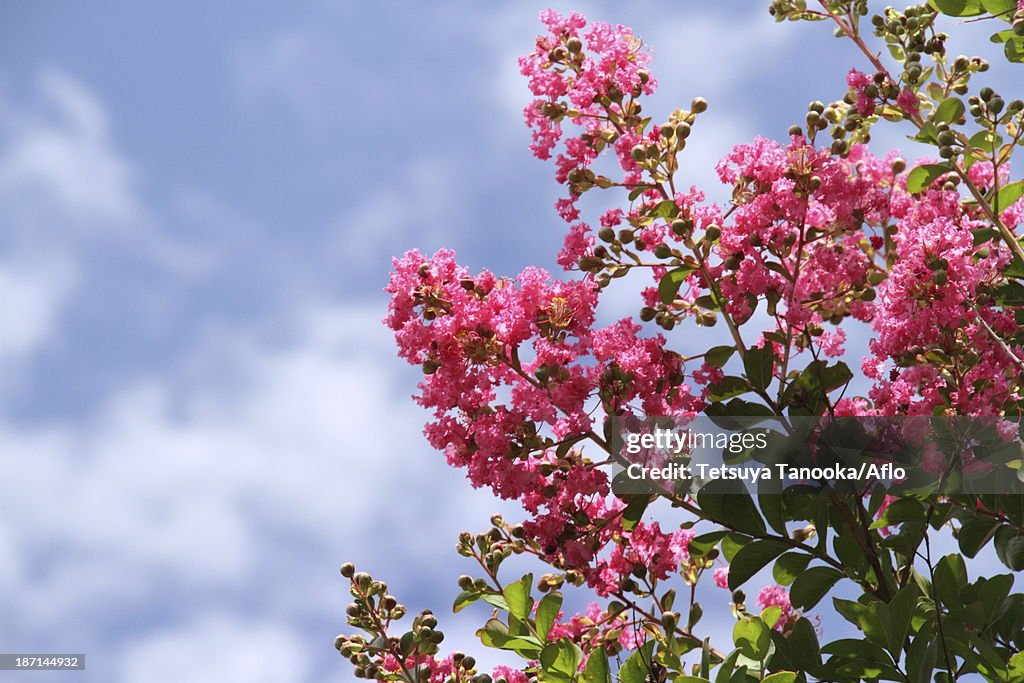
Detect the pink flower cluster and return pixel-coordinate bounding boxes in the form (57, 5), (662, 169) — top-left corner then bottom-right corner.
(863, 168), (1022, 414)
(756, 584), (796, 632)
(520, 9), (661, 267)
(711, 137), (889, 342)
(547, 602), (639, 651)
(589, 522), (694, 596)
(385, 248), (700, 585)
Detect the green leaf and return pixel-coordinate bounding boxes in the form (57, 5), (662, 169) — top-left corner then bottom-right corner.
(788, 617), (822, 672)
(906, 624), (937, 683)
(720, 533), (749, 563)
(705, 345), (736, 369)
(928, 0), (985, 16)
(540, 638), (582, 678)
(870, 498), (925, 529)
(621, 495), (651, 532)
(761, 674), (797, 683)
(957, 517), (1000, 557)
(714, 650), (740, 683)
(981, 0), (1017, 14)
(773, 552), (812, 586)
(618, 641), (654, 683)
(760, 605), (783, 629)
(993, 180), (1024, 213)
(790, 566), (844, 610)
(477, 619), (543, 658)
(536, 592), (562, 640)
(706, 376), (750, 402)
(758, 476), (787, 535)
(933, 97), (965, 124)
(503, 574), (534, 622)
(651, 199), (679, 219)
(994, 525), (1024, 570)
(743, 346), (774, 391)
(934, 554), (967, 608)
(732, 617), (771, 660)
(1008, 651), (1024, 682)
(888, 583), (919, 657)
(993, 281), (1024, 306)
(689, 531), (728, 557)
(1006, 36), (1024, 62)
(905, 163), (949, 193)
(453, 590), (482, 613)
(697, 478), (767, 535)
(582, 651), (610, 683)
(658, 267), (696, 305)
(727, 539), (790, 590)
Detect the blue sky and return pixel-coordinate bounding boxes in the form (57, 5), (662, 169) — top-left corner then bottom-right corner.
(0, 2), (1015, 682)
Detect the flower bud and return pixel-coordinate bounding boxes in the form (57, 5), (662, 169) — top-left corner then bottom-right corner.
(566, 37), (582, 52)
(691, 97), (708, 114)
(891, 158), (906, 174)
(340, 562), (356, 578)
(675, 122), (691, 139)
(598, 226), (616, 242)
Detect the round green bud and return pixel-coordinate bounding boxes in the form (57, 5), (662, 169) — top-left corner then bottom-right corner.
(598, 226), (616, 242)
(639, 307), (656, 322)
(989, 97), (1004, 114)
(675, 122), (691, 139)
(980, 86), (994, 101)
(891, 158), (906, 174)
(654, 243), (673, 259)
(788, 124), (803, 137)
(691, 97), (709, 114)
(340, 563), (356, 578)
(566, 37), (582, 52)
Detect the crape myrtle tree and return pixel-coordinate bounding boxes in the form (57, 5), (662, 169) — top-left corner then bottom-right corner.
(335, 2), (1024, 681)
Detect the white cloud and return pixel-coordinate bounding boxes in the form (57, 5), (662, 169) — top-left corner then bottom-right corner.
(0, 259), (75, 376)
(0, 301), (513, 680)
(119, 614), (310, 683)
(0, 69), (141, 226)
